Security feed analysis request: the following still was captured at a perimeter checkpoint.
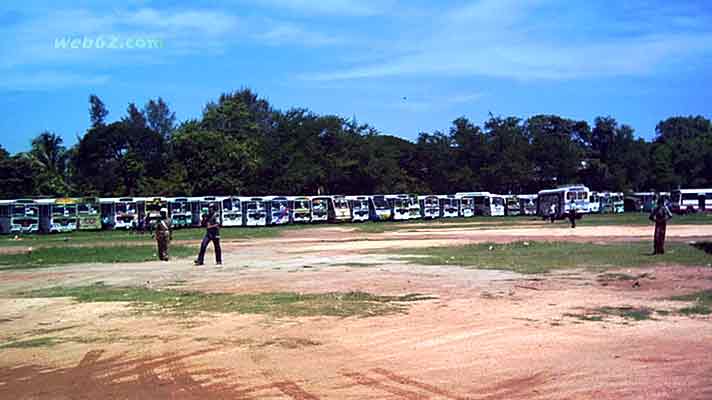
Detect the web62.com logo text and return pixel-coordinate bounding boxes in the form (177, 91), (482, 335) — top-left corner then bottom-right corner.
(54, 35), (164, 50)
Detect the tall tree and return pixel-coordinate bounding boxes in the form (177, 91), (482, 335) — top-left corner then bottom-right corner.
(482, 115), (532, 193)
(655, 116), (712, 187)
(124, 103), (147, 129)
(526, 115), (588, 187)
(144, 98), (176, 139)
(89, 94), (108, 128)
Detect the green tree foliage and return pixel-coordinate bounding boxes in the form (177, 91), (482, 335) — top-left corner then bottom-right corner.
(2, 88), (710, 199)
(171, 125), (259, 195)
(144, 98), (176, 139)
(72, 122), (165, 196)
(24, 132), (70, 195)
(654, 116), (712, 188)
(89, 94), (108, 128)
(525, 115), (589, 187)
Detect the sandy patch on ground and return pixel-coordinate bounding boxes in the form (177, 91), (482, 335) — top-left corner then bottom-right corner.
(0, 223), (711, 399)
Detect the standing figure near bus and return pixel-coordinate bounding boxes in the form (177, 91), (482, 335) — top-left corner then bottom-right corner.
(649, 196), (673, 255)
(195, 204), (222, 266)
(568, 201), (577, 228)
(549, 203), (557, 223)
(154, 208), (172, 261)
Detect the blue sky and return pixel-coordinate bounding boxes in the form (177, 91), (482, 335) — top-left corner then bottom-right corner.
(1, 0), (712, 153)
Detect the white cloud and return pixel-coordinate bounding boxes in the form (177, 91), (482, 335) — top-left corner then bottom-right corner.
(303, 0), (712, 82)
(0, 71), (110, 91)
(256, 22), (342, 46)
(250, 0), (389, 16)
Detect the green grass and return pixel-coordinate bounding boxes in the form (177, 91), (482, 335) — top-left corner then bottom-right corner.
(21, 283), (435, 318)
(0, 225), (314, 248)
(0, 245), (194, 270)
(596, 306), (654, 321)
(564, 306), (654, 322)
(670, 290), (712, 315)
(395, 241), (711, 274)
(2, 212), (708, 248)
(578, 212), (711, 226)
(0, 337), (59, 349)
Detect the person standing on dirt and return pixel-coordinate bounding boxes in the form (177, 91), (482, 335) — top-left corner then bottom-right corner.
(549, 202), (557, 223)
(649, 196), (672, 255)
(568, 201), (577, 228)
(195, 204), (222, 266)
(154, 208), (172, 261)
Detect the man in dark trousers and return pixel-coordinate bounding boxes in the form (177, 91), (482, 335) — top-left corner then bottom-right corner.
(568, 201), (577, 228)
(649, 196), (672, 255)
(195, 204), (222, 266)
(154, 208), (171, 261)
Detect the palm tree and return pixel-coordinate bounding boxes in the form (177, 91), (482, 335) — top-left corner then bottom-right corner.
(27, 131), (66, 175)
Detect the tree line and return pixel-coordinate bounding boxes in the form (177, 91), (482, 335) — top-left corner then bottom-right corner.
(1, 89), (711, 199)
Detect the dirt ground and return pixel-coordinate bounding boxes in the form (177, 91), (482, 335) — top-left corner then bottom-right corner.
(1, 223), (711, 399)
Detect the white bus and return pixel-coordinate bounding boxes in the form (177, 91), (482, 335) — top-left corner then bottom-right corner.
(670, 188), (712, 214)
(537, 185), (590, 219)
(518, 194), (538, 216)
(588, 191), (601, 213)
(419, 195), (440, 219)
(311, 197), (330, 223)
(438, 195), (460, 218)
(9, 199), (40, 234)
(407, 194), (421, 220)
(386, 194), (411, 221)
(457, 194), (476, 218)
(456, 192), (505, 216)
(330, 195), (352, 223)
(369, 195), (392, 221)
(45, 198), (78, 233)
(266, 196), (291, 225)
(114, 197), (140, 230)
(290, 196), (312, 223)
(600, 192), (624, 213)
(168, 197), (193, 228)
(505, 195), (521, 216)
(347, 196), (370, 222)
(241, 197), (267, 226)
(221, 196), (243, 227)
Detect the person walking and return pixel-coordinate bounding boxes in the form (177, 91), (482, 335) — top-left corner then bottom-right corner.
(568, 201), (577, 228)
(195, 204), (222, 266)
(154, 208), (171, 261)
(549, 202), (557, 223)
(649, 196), (672, 255)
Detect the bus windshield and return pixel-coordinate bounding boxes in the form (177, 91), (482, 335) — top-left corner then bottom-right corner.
(392, 199), (407, 208)
(294, 200), (310, 209)
(222, 199), (234, 210)
(171, 202), (186, 212)
(493, 197), (504, 207)
(353, 200), (368, 209)
(116, 203), (135, 213)
(11, 206), (26, 216)
(334, 199), (349, 209)
(78, 204), (98, 214)
(271, 201), (287, 211)
(372, 197), (389, 209)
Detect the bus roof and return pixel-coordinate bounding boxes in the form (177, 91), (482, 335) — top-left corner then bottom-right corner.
(538, 185), (590, 195)
(671, 188), (712, 194)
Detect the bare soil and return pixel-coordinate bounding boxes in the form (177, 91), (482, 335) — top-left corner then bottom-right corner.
(1, 222), (711, 399)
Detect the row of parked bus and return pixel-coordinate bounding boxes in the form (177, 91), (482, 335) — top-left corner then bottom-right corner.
(1, 187), (709, 234)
